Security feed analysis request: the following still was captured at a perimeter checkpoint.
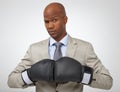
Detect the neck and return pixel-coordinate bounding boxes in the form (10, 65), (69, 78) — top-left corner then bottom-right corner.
(56, 32), (67, 42)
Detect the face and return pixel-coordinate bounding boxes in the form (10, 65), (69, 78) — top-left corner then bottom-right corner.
(44, 5), (67, 42)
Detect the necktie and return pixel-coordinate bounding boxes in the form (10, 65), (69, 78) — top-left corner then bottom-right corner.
(53, 42), (62, 61)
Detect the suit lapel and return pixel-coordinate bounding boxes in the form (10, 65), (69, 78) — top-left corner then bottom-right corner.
(66, 36), (77, 58)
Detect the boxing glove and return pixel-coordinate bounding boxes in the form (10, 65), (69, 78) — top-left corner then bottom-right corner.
(54, 57), (93, 84)
(22, 59), (55, 84)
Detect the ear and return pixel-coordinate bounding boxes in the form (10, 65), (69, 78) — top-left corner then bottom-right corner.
(64, 16), (68, 24)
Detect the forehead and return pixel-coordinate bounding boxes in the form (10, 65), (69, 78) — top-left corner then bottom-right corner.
(44, 10), (61, 19)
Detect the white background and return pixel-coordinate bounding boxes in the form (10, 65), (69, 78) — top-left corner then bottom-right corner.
(0, 0), (120, 92)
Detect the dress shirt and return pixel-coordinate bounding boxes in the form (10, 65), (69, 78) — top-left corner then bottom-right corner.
(49, 34), (68, 59)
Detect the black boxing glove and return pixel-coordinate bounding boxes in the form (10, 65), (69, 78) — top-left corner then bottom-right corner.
(22, 59), (54, 85)
(54, 57), (93, 85)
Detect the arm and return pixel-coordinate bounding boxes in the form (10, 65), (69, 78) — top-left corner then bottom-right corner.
(85, 43), (113, 89)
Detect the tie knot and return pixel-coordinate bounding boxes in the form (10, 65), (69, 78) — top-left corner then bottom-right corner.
(54, 42), (63, 47)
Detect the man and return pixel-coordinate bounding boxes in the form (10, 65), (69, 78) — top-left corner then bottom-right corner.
(8, 2), (113, 92)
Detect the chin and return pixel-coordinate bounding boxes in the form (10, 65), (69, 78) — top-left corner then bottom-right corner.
(50, 35), (56, 39)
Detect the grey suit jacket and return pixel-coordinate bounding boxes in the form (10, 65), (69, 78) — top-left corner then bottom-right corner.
(8, 36), (113, 92)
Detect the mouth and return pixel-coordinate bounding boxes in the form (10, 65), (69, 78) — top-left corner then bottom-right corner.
(48, 31), (56, 35)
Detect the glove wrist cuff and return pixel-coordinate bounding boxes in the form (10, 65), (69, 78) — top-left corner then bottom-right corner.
(81, 66), (93, 85)
(21, 70), (33, 85)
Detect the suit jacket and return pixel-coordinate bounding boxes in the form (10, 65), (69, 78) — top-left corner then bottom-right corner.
(8, 36), (113, 92)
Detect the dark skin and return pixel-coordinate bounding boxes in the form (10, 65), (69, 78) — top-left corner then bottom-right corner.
(43, 3), (68, 42)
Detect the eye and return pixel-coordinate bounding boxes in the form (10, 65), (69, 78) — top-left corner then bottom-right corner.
(44, 20), (49, 24)
(52, 19), (57, 23)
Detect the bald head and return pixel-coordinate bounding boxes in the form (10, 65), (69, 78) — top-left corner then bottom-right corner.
(44, 2), (66, 17)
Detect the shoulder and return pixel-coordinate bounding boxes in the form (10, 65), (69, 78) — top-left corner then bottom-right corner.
(72, 37), (96, 54)
(29, 38), (49, 48)
(69, 36), (92, 46)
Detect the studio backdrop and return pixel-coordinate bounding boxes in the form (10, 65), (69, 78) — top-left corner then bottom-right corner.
(0, 0), (120, 92)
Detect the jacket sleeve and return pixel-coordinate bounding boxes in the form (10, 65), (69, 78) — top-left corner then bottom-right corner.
(85, 43), (113, 89)
(7, 45), (34, 88)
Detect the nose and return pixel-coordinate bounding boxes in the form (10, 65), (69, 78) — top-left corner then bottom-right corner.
(48, 22), (54, 29)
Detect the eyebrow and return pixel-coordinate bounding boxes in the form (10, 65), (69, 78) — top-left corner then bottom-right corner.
(44, 16), (60, 20)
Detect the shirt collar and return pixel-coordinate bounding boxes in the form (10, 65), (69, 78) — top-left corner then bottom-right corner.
(49, 34), (69, 46)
